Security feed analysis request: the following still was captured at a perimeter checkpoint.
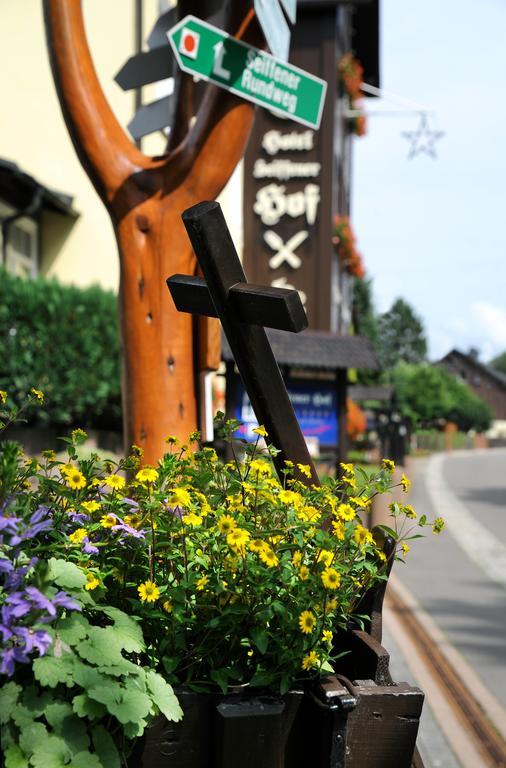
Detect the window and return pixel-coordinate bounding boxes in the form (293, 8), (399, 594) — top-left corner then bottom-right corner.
(0, 201), (39, 278)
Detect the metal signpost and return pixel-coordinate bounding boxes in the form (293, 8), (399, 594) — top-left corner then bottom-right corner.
(167, 15), (327, 129)
(167, 200), (320, 487)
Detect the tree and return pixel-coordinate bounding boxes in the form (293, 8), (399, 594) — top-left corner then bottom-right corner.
(44, 1), (262, 464)
(490, 351), (506, 376)
(391, 362), (491, 432)
(376, 298), (427, 371)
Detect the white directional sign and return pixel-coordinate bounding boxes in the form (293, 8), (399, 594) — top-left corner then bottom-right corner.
(254, 0), (291, 62)
(280, 0), (297, 25)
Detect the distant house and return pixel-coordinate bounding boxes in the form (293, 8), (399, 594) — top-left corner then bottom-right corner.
(439, 349), (506, 421)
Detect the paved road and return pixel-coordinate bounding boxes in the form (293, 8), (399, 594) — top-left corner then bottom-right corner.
(399, 448), (506, 709)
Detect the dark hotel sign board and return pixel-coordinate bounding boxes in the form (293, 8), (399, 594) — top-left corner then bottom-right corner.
(243, 7), (339, 331)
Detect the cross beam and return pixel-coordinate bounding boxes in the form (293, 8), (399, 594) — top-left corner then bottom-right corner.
(167, 200), (319, 487)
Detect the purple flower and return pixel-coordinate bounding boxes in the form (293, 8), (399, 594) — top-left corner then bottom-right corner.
(112, 523), (146, 540)
(15, 627), (52, 656)
(23, 587), (58, 616)
(29, 506), (50, 525)
(0, 514), (21, 534)
(121, 497), (140, 509)
(67, 511), (90, 524)
(1, 646), (29, 677)
(52, 591), (81, 613)
(5, 592), (32, 618)
(82, 536), (99, 555)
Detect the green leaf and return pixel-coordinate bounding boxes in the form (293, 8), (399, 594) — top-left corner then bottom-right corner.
(45, 704), (90, 755)
(44, 702), (73, 729)
(32, 653), (75, 688)
(4, 745), (28, 768)
(76, 627), (125, 667)
(47, 558), (87, 590)
(18, 721), (48, 756)
(122, 719), (147, 739)
(250, 627), (269, 654)
(55, 614), (90, 646)
(72, 695), (107, 721)
(0, 682), (21, 723)
(69, 752), (103, 768)
(209, 669), (228, 694)
(12, 704), (37, 729)
(87, 683), (153, 724)
(72, 664), (112, 692)
(419, 514), (427, 526)
(22, 687), (52, 718)
(145, 670), (183, 723)
(98, 607), (144, 653)
(92, 725), (120, 768)
(30, 735), (72, 768)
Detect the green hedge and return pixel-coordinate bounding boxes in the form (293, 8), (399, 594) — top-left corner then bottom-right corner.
(0, 269), (121, 429)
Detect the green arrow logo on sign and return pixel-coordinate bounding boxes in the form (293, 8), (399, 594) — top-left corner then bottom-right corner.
(167, 15), (327, 130)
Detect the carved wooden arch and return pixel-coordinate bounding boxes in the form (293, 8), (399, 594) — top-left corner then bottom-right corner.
(43, 0), (260, 463)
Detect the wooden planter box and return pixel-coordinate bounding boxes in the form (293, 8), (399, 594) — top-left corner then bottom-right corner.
(128, 630), (423, 768)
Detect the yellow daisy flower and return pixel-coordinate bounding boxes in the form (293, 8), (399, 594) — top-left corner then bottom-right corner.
(30, 388), (44, 404)
(278, 489), (302, 506)
(325, 598), (338, 613)
(217, 514), (237, 534)
(196, 574), (209, 591)
(354, 524), (374, 547)
(136, 467), (159, 484)
(400, 474), (411, 492)
(100, 513), (117, 529)
(162, 600), (173, 613)
(301, 651), (319, 671)
(68, 528), (87, 545)
(316, 550), (333, 567)
(337, 503), (355, 522)
(258, 546), (279, 568)
(299, 565), (310, 581)
(252, 425), (268, 437)
(432, 517), (445, 534)
(382, 458), (395, 472)
(292, 550), (303, 567)
(182, 512), (203, 527)
(169, 488), (191, 507)
(227, 528), (250, 555)
(124, 513), (142, 528)
(65, 469), (87, 490)
(249, 539), (267, 554)
(81, 500), (100, 513)
(105, 474), (125, 491)
(331, 520), (345, 540)
(298, 610), (316, 634)
(321, 568), (341, 590)
(340, 462), (354, 474)
(322, 629), (333, 645)
(404, 504), (417, 519)
(297, 463), (312, 478)
(401, 542), (410, 557)
(138, 580), (160, 603)
(85, 573), (100, 591)
(0, 390), (7, 404)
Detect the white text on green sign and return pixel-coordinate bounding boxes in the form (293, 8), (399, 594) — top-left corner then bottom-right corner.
(167, 16), (327, 130)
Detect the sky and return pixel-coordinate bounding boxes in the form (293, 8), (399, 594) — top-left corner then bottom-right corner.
(352, 0), (506, 363)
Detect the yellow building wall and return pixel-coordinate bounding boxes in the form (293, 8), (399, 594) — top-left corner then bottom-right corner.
(0, 1), (242, 292)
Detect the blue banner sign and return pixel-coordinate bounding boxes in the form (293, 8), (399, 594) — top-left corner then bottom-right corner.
(233, 378), (338, 445)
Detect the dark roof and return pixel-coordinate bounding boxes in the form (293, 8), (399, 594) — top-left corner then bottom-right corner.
(0, 159), (77, 216)
(222, 329), (379, 371)
(439, 349), (506, 390)
(348, 385), (393, 402)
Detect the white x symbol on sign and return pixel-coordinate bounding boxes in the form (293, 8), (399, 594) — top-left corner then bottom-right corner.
(264, 230), (308, 269)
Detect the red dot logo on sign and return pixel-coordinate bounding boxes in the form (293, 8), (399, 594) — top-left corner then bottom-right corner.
(179, 28), (200, 60)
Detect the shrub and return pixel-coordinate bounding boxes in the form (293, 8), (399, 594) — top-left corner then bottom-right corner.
(0, 269), (121, 430)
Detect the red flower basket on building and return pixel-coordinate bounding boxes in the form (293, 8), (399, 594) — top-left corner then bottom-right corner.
(338, 53), (367, 137)
(332, 215), (365, 278)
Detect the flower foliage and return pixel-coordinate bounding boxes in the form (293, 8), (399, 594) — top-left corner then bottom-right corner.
(0, 395), (443, 761)
(332, 216), (365, 278)
(338, 53), (367, 137)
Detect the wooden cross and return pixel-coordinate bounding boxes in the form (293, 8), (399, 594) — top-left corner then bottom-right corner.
(167, 200), (320, 488)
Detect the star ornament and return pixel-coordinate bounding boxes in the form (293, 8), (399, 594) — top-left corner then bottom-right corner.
(402, 113), (445, 159)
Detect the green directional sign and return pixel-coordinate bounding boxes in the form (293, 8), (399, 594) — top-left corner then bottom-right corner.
(167, 15), (327, 130)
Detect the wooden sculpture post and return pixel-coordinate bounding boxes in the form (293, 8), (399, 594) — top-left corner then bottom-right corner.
(43, 1), (261, 463)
